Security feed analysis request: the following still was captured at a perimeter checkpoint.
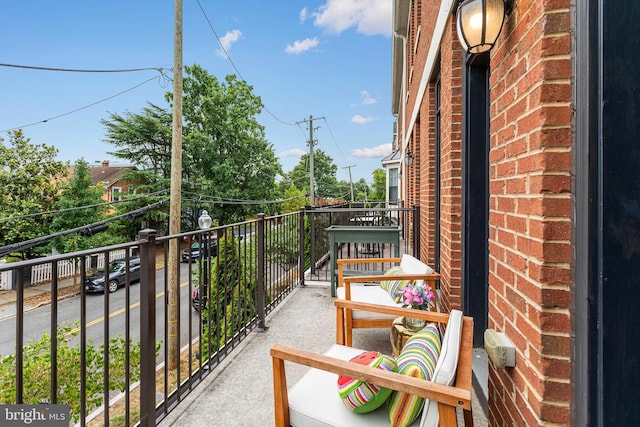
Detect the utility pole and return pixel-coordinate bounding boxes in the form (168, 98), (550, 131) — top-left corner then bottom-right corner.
(344, 165), (356, 202)
(167, 0), (183, 371)
(297, 115), (324, 206)
(309, 115), (315, 206)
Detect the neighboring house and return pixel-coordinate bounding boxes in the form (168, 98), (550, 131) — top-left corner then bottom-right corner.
(89, 160), (138, 202)
(392, 0), (634, 425)
(381, 148), (401, 206)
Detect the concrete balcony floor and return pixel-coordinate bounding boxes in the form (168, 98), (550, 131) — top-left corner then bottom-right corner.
(160, 283), (489, 427)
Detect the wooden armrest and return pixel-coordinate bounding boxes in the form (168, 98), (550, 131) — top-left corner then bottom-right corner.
(270, 344), (471, 410)
(343, 272), (441, 284)
(337, 257), (401, 266)
(335, 300), (447, 321)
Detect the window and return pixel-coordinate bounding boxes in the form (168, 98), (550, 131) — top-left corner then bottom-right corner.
(389, 168), (399, 202)
(112, 187), (122, 201)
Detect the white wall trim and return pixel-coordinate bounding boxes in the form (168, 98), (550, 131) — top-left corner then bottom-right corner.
(401, 0), (457, 149)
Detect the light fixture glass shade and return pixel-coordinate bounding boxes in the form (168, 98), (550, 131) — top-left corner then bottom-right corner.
(456, 0), (506, 54)
(198, 210), (212, 229)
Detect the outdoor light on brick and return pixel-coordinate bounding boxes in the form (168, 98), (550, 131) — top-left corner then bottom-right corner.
(456, 0), (513, 53)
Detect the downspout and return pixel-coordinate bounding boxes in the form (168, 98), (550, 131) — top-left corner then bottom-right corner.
(394, 32), (408, 204)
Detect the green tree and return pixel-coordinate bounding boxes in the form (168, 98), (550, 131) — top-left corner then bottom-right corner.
(354, 178), (371, 202)
(369, 168), (386, 201)
(174, 65), (281, 225)
(281, 184), (307, 213)
(102, 104), (172, 235)
(103, 65), (282, 228)
(200, 231), (257, 358)
(50, 158), (110, 253)
(0, 130), (68, 254)
(103, 103), (173, 179)
(286, 149), (340, 201)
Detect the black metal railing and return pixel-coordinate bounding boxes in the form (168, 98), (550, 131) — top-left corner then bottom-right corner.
(0, 205), (415, 426)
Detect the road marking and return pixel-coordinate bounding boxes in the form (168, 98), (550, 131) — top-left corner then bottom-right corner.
(66, 281), (191, 336)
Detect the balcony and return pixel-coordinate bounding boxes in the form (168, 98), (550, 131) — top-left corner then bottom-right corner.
(0, 204), (487, 426)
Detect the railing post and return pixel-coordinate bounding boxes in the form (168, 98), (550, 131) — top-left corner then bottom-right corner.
(256, 213), (267, 332)
(308, 206), (316, 276)
(413, 205), (420, 257)
(299, 208), (306, 286)
(138, 229), (157, 427)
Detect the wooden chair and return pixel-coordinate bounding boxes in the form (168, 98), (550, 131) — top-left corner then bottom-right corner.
(336, 255), (441, 346)
(271, 300), (474, 427)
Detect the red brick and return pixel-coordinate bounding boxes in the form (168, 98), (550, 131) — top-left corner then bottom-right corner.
(541, 333), (571, 357)
(539, 310), (570, 333)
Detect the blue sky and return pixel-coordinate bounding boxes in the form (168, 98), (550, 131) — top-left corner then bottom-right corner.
(0, 1), (395, 184)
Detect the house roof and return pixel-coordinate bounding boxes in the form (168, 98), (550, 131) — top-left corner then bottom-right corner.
(89, 162), (136, 187)
(382, 149), (402, 166)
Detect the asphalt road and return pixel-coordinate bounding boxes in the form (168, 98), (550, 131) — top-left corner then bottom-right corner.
(0, 262), (201, 360)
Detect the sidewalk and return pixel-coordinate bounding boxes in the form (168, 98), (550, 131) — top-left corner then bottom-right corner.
(0, 275), (80, 320)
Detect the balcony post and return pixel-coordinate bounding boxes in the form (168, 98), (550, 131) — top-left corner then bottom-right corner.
(138, 229), (157, 427)
(299, 208), (306, 286)
(256, 213), (267, 332)
(308, 206), (316, 276)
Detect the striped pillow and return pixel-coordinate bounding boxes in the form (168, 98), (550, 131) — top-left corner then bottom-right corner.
(388, 324), (441, 427)
(380, 266), (409, 299)
(337, 351), (398, 413)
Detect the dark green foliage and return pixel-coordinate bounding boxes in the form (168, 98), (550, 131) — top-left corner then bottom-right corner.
(0, 322), (159, 423)
(50, 158), (112, 253)
(0, 130), (68, 253)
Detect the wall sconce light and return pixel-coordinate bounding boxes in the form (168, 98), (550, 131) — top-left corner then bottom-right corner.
(404, 150), (414, 167)
(456, 0), (513, 54)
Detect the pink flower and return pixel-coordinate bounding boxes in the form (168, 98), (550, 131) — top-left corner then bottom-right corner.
(399, 283), (435, 310)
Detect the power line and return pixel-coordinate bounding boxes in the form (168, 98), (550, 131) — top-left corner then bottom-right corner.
(0, 199), (168, 257)
(183, 192), (306, 205)
(194, 0), (296, 127)
(0, 189), (170, 222)
(321, 117), (350, 165)
(0, 72), (171, 133)
(0, 63), (169, 74)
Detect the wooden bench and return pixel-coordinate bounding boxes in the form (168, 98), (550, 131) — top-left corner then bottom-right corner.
(336, 255), (441, 346)
(270, 300), (474, 426)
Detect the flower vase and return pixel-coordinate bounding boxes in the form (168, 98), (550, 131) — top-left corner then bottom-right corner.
(403, 316), (426, 331)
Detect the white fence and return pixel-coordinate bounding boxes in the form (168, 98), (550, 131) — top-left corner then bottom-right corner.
(0, 249), (127, 291)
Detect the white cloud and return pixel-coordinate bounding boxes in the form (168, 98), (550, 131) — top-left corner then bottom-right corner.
(299, 7), (308, 23)
(285, 37), (320, 54)
(280, 148), (306, 157)
(216, 29), (243, 57)
(351, 114), (375, 125)
(360, 90), (376, 105)
(352, 143), (392, 158)
(312, 0), (392, 36)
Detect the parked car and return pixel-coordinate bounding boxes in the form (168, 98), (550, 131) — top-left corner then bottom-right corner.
(85, 257), (141, 294)
(181, 239), (218, 263)
(192, 285), (206, 312)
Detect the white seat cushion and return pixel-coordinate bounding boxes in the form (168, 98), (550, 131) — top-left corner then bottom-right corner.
(336, 285), (402, 320)
(288, 344), (421, 427)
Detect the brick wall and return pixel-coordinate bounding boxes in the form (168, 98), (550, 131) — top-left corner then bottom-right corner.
(436, 15), (464, 313)
(487, 0), (573, 424)
(419, 85), (437, 268)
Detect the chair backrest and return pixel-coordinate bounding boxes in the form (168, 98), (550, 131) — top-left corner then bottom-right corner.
(399, 254), (434, 275)
(399, 254), (433, 289)
(419, 309), (464, 427)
